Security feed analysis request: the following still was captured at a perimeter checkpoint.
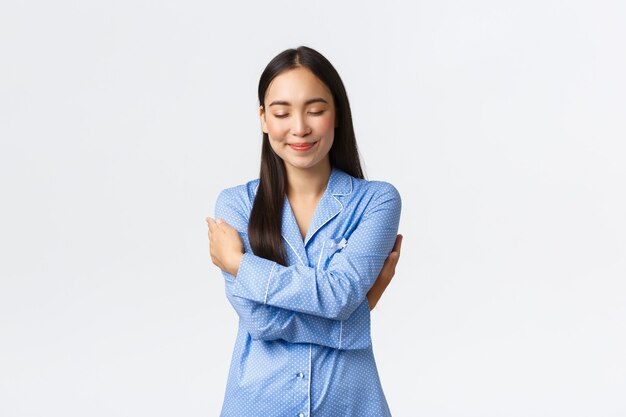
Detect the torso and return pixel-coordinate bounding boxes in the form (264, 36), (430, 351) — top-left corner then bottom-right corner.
(218, 168), (398, 417)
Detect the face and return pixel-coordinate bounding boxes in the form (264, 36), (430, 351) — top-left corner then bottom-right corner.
(260, 66), (337, 174)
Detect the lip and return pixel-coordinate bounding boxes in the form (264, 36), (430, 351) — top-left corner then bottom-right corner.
(288, 141), (318, 151)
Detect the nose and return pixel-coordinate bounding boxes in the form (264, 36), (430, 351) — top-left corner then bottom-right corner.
(291, 112), (311, 137)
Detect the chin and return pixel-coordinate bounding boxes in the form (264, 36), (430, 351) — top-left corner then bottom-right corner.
(287, 160), (327, 171)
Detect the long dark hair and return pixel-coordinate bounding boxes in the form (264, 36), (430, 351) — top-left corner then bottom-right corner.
(249, 46), (364, 266)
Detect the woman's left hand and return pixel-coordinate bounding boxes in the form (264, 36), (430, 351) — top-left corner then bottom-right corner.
(206, 217), (244, 276)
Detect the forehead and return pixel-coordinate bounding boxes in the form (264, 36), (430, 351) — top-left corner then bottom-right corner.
(265, 67), (333, 104)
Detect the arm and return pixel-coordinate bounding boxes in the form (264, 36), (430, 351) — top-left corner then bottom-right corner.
(231, 183), (402, 320)
(222, 270), (371, 349)
(213, 187), (371, 349)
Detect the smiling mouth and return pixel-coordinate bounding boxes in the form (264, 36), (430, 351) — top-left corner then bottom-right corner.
(288, 141), (318, 151)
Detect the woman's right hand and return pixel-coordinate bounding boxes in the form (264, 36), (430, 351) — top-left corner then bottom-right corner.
(367, 234), (403, 311)
(206, 217), (245, 277)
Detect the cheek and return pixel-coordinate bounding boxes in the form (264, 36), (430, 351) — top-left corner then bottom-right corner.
(316, 114), (336, 135)
(266, 119), (289, 138)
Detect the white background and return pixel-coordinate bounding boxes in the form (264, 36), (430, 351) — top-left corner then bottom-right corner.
(1, 0), (625, 416)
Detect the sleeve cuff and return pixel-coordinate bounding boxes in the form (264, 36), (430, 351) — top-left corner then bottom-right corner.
(232, 252), (277, 304)
(339, 300), (372, 350)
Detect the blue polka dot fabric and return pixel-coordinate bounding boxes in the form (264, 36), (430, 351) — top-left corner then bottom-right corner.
(213, 167), (402, 416)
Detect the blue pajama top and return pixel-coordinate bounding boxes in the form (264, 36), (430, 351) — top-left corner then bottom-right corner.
(214, 167), (402, 417)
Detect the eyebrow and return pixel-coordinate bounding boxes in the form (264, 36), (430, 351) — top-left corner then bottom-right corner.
(268, 97), (328, 107)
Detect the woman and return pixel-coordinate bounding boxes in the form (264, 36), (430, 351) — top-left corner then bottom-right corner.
(206, 46), (403, 417)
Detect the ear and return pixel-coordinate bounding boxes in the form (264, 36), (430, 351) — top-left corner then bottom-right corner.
(259, 105), (268, 134)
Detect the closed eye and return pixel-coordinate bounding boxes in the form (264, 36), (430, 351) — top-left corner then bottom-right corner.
(273, 111), (325, 118)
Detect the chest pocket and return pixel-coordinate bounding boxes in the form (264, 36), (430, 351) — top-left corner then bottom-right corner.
(317, 237), (348, 270)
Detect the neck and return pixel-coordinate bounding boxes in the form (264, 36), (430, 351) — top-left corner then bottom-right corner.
(285, 160), (332, 199)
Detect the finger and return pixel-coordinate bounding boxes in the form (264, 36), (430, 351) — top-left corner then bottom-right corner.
(207, 217), (219, 234)
(382, 251), (399, 272)
(217, 218), (233, 230)
(381, 235), (402, 270)
(216, 219), (239, 234)
(392, 234), (403, 256)
(215, 218), (227, 232)
(387, 252), (400, 273)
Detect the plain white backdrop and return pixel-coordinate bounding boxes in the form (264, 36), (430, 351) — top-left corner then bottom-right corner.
(1, 0), (625, 416)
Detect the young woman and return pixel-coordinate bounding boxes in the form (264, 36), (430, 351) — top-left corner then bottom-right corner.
(206, 46), (403, 417)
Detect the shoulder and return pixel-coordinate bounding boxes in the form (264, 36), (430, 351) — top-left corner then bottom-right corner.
(331, 169), (401, 222)
(337, 172), (401, 231)
(350, 176), (402, 208)
(331, 167), (400, 201)
(216, 178), (259, 206)
(214, 178), (260, 228)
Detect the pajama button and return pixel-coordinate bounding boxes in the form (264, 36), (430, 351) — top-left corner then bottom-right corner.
(297, 372), (304, 379)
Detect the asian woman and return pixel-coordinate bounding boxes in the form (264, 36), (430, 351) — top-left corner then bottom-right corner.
(207, 45), (403, 417)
